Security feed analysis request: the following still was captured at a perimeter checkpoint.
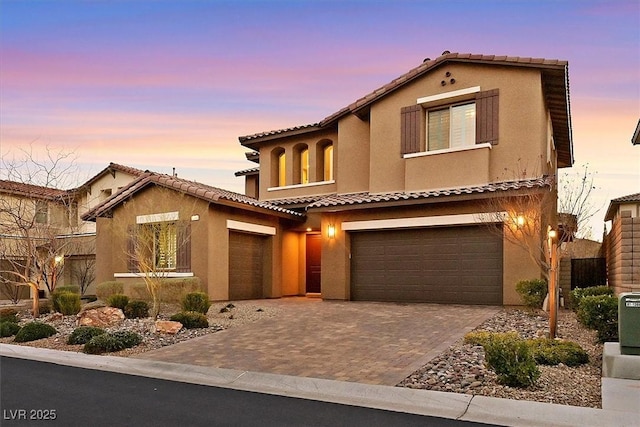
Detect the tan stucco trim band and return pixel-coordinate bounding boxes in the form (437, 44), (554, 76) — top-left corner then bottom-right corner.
(113, 272), (194, 278)
(342, 212), (507, 231)
(226, 220), (276, 236)
(136, 211), (179, 224)
(416, 86), (481, 105)
(403, 142), (492, 159)
(267, 180), (336, 193)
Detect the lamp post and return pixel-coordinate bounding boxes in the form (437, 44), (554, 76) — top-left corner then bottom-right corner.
(547, 227), (558, 338)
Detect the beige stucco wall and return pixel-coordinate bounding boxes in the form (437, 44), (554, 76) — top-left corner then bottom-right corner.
(366, 63), (550, 194)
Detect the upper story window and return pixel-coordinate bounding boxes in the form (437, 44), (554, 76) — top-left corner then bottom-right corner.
(427, 103), (476, 151)
(401, 88), (498, 156)
(293, 144), (309, 185)
(278, 152), (286, 187)
(323, 144), (334, 181)
(271, 148), (286, 187)
(34, 200), (48, 224)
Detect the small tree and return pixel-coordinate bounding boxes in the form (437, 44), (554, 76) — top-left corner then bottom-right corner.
(122, 188), (194, 319)
(70, 256), (96, 296)
(0, 144), (82, 316)
(558, 164), (600, 239)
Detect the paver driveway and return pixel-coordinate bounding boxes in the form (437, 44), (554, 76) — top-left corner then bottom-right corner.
(136, 298), (500, 386)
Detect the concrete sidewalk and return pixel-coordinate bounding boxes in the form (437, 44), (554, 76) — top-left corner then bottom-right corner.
(0, 344), (636, 427)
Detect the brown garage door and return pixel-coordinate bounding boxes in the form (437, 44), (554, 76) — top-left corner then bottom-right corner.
(350, 226), (503, 304)
(229, 231), (266, 300)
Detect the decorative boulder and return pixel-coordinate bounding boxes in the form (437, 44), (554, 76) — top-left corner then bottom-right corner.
(77, 307), (125, 328)
(154, 320), (182, 334)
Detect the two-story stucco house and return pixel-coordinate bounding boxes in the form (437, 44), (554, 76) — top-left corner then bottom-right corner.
(0, 163), (144, 298)
(86, 52), (573, 306)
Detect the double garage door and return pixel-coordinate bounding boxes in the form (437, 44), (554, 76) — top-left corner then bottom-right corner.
(350, 226), (503, 305)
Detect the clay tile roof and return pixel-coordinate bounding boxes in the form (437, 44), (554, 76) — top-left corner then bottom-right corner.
(82, 172), (303, 221)
(306, 176), (554, 209)
(605, 192), (640, 221)
(0, 180), (67, 200)
(79, 162), (146, 187)
(234, 167), (260, 177)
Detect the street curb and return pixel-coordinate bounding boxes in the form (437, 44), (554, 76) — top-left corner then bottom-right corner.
(1, 344), (636, 426)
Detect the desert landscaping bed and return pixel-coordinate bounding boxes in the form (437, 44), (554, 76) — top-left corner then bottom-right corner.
(1, 301), (601, 408)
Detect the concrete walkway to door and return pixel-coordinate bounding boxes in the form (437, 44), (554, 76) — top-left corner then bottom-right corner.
(136, 298), (500, 386)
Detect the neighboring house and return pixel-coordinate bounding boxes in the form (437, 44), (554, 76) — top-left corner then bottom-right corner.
(88, 52), (573, 306)
(0, 163), (144, 298)
(604, 193), (640, 294)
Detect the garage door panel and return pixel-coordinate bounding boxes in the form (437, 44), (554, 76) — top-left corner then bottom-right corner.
(229, 232), (266, 300)
(351, 226), (503, 304)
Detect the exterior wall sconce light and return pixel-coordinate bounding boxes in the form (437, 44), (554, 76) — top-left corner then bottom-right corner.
(516, 214), (526, 228)
(327, 224), (336, 239)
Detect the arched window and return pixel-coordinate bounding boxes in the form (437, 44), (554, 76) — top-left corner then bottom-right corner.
(316, 140), (334, 182)
(271, 148), (286, 187)
(323, 144), (333, 181)
(293, 143), (309, 185)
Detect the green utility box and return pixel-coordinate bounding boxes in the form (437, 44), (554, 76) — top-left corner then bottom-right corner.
(619, 292), (640, 355)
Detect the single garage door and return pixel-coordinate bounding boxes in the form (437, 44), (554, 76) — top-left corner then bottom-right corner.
(229, 231), (266, 300)
(350, 226), (502, 304)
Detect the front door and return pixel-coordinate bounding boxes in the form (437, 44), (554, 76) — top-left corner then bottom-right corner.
(305, 234), (322, 293)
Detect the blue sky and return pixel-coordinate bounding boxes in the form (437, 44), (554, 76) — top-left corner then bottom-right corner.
(1, 0), (639, 238)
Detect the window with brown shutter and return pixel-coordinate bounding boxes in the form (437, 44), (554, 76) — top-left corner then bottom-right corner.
(475, 89), (499, 145)
(401, 105), (422, 155)
(176, 223), (191, 272)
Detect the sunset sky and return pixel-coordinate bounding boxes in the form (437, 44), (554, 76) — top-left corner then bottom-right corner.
(1, 0), (638, 239)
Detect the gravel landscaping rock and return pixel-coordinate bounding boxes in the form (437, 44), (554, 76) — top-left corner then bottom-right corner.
(398, 308), (602, 408)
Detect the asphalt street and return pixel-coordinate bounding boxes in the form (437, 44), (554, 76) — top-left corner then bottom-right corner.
(0, 356), (494, 427)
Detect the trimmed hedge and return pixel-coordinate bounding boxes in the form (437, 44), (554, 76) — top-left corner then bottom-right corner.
(170, 311), (209, 329)
(129, 278), (203, 304)
(124, 301), (149, 319)
(107, 294), (130, 310)
(527, 338), (589, 366)
(577, 295), (618, 342)
(483, 332), (540, 387)
(14, 321), (57, 342)
(0, 308), (19, 324)
(181, 292), (211, 314)
(55, 291), (82, 315)
(515, 279), (547, 309)
(570, 286), (614, 311)
(83, 331), (142, 354)
(68, 326), (106, 345)
(0, 321), (21, 338)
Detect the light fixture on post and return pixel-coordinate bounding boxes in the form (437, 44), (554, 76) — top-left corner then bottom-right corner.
(547, 226), (558, 338)
(327, 224), (336, 239)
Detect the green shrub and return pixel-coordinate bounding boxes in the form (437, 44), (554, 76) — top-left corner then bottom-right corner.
(515, 279), (548, 309)
(56, 292), (81, 315)
(95, 281), (124, 300)
(14, 321), (57, 342)
(577, 295), (618, 342)
(483, 332), (540, 387)
(0, 308), (19, 323)
(571, 286), (614, 312)
(527, 338), (589, 366)
(170, 311), (209, 329)
(83, 331), (142, 354)
(124, 300), (149, 319)
(55, 285), (80, 294)
(110, 330), (143, 348)
(181, 292), (211, 314)
(0, 321), (21, 338)
(68, 326), (106, 345)
(464, 330), (494, 347)
(107, 294), (130, 310)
